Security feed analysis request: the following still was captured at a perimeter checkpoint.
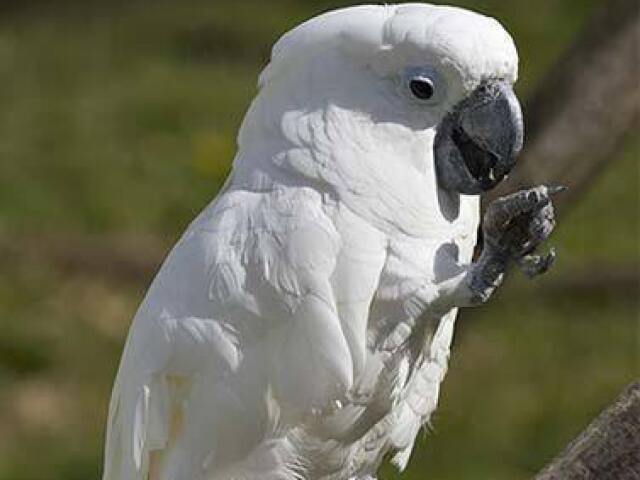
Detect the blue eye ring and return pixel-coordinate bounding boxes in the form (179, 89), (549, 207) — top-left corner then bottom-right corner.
(402, 66), (443, 104)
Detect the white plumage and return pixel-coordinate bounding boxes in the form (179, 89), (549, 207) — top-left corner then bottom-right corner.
(102, 4), (520, 479)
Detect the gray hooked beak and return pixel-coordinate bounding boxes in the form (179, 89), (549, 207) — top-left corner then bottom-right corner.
(434, 80), (524, 194)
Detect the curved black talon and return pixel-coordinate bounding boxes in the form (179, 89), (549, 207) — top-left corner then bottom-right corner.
(547, 185), (568, 196)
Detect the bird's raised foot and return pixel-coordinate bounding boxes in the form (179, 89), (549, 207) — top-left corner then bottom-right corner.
(483, 184), (564, 278)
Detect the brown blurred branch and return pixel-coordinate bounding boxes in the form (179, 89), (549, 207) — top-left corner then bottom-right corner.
(534, 381), (640, 480)
(0, 233), (166, 285)
(533, 263), (639, 297)
(7, 234), (639, 297)
(490, 0), (640, 209)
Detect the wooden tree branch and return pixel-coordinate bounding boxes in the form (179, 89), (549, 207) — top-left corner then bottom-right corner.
(534, 381), (640, 480)
(489, 0), (640, 209)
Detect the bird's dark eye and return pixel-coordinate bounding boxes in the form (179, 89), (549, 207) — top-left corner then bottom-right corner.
(409, 77), (435, 100)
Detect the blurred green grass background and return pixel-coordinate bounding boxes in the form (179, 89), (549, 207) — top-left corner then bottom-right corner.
(0, 1), (637, 479)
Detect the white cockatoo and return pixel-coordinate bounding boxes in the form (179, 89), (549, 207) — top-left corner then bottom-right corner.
(103, 4), (560, 480)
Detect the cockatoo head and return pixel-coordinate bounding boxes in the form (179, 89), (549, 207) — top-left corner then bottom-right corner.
(236, 3), (522, 231)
